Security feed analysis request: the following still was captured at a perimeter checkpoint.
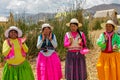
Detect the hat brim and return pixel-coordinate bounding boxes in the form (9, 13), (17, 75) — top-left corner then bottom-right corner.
(101, 23), (117, 30)
(66, 23), (82, 27)
(4, 28), (22, 38)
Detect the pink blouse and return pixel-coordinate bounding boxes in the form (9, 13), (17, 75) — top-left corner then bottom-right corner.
(64, 31), (86, 52)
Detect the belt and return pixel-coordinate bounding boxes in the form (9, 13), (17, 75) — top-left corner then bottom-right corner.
(40, 47), (55, 50)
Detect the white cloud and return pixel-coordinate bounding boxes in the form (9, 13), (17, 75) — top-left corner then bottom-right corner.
(0, 0), (119, 16)
(6, 0), (75, 14)
(7, 0), (26, 9)
(83, 0), (119, 9)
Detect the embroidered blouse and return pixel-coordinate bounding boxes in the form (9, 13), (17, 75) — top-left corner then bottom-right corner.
(64, 31), (87, 52)
(37, 33), (57, 56)
(2, 38), (28, 65)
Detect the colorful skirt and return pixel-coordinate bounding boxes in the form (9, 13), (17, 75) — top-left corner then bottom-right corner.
(96, 52), (120, 80)
(65, 51), (87, 80)
(36, 51), (62, 80)
(2, 60), (34, 80)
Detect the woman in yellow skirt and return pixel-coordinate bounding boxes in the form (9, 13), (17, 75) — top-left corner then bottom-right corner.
(96, 20), (120, 80)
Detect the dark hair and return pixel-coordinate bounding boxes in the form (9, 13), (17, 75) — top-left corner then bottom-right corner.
(9, 30), (18, 34)
(77, 29), (86, 47)
(42, 27), (51, 32)
(70, 23), (78, 27)
(112, 25), (115, 30)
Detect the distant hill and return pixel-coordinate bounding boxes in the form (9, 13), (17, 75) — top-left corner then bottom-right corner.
(14, 3), (120, 23)
(86, 3), (120, 15)
(14, 13), (55, 23)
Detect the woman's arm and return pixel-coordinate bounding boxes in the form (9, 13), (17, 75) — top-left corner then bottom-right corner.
(51, 34), (57, 48)
(96, 33), (106, 50)
(64, 33), (71, 48)
(115, 34), (120, 49)
(37, 35), (43, 49)
(2, 40), (11, 56)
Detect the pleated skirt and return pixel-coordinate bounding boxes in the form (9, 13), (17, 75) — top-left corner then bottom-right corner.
(36, 51), (62, 80)
(65, 51), (87, 80)
(2, 60), (34, 80)
(97, 52), (120, 80)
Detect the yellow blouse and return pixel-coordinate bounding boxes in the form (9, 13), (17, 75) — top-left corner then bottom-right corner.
(2, 39), (28, 65)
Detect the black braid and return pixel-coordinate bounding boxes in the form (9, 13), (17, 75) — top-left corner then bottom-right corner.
(77, 29), (86, 48)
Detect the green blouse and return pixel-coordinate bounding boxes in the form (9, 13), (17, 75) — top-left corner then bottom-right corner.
(97, 32), (120, 51)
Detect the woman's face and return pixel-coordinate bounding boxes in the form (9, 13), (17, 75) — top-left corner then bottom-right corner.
(9, 30), (18, 39)
(106, 24), (114, 32)
(70, 24), (78, 32)
(43, 27), (51, 35)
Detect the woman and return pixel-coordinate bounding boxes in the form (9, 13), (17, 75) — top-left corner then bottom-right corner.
(36, 23), (62, 80)
(97, 20), (120, 80)
(2, 26), (34, 80)
(64, 18), (87, 80)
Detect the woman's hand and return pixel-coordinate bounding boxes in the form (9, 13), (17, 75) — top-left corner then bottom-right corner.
(113, 44), (117, 50)
(21, 35), (27, 44)
(49, 33), (52, 41)
(78, 38), (82, 44)
(104, 34), (108, 42)
(69, 38), (73, 44)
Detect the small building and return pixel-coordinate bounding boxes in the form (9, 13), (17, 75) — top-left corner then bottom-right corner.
(94, 9), (119, 25)
(0, 16), (8, 27)
(94, 9), (117, 18)
(0, 12), (15, 27)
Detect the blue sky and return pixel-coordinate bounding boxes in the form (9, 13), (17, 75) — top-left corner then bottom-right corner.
(0, 0), (120, 16)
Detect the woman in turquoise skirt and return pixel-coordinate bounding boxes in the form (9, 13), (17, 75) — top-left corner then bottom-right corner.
(2, 26), (34, 80)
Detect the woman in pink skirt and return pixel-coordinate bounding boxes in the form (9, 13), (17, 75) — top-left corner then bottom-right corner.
(36, 23), (62, 80)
